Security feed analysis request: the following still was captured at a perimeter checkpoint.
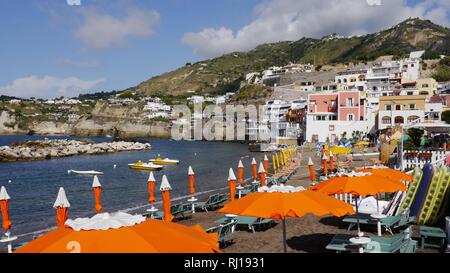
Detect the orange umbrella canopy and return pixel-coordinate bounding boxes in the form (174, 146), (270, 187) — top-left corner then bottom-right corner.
(357, 167), (413, 183)
(309, 173), (407, 196)
(15, 219), (220, 253)
(219, 190), (355, 220)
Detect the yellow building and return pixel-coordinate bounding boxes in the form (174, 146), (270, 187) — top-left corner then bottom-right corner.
(417, 78), (438, 97)
(378, 95), (427, 129)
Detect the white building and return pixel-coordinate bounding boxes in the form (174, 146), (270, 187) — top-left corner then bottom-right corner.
(335, 70), (367, 92)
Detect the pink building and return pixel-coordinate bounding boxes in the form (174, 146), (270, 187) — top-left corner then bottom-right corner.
(306, 91), (372, 142)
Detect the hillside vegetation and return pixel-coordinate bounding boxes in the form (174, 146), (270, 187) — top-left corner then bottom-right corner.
(135, 18), (450, 97)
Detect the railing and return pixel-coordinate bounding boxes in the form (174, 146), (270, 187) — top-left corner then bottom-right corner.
(402, 150), (449, 170)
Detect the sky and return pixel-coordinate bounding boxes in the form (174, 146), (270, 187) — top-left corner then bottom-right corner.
(0, 0), (449, 99)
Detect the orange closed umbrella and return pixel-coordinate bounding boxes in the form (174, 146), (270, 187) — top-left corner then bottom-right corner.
(263, 154), (269, 174)
(15, 217), (219, 253)
(357, 167), (413, 183)
(322, 154), (328, 176)
(228, 168), (237, 202)
(0, 186), (12, 232)
(220, 188), (354, 252)
(237, 160), (244, 185)
(188, 166), (195, 194)
(92, 176), (102, 213)
(308, 157), (316, 182)
(258, 162), (266, 187)
(329, 152), (335, 171)
(147, 172), (156, 204)
(53, 187), (70, 228)
(251, 158), (257, 180)
(160, 175), (173, 222)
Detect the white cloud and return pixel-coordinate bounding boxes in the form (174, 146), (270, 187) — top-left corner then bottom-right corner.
(182, 0), (450, 58)
(0, 76), (106, 98)
(76, 8), (160, 49)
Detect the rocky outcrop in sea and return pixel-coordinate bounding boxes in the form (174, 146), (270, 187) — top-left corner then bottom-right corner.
(0, 139), (151, 162)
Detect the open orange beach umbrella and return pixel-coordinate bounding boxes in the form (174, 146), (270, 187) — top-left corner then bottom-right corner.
(219, 189), (354, 252)
(15, 219), (220, 253)
(357, 167), (413, 183)
(308, 173), (407, 196)
(309, 173), (407, 234)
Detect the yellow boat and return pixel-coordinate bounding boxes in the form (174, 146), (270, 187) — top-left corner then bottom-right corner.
(128, 161), (163, 171)
(149, 155), (179, 165)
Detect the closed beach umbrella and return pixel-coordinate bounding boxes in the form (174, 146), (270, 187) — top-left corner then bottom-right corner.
(92, 176), (102, 213)
(237, 160), (244, 185)
(258, 162), (266, 187)
(264, 154), (269, 173)
(251, 158), (258, 180)
(219, 187), (354, 252)
(329, 152), (335, 171)
(147, 172), (156, 204)
(15, 213), (220, 253)
(160, 175), (173, 222)
(322, 154), (328, 176)
(309, 172), (407, 234)
(188, 166), (195, 194)
(308, 157), (316, 182)
(0, 186), (12, 232)
(53, 187), (70, 228)
(228, 168), (237, 202)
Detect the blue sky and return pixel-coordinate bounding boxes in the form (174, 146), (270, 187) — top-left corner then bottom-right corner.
(0, 0), (449, 98)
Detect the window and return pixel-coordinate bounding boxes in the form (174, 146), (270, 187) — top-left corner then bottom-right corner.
(329, 125), (335, 131)
(348, 114), (354, 121)
(409, 104), (416, 110)
(407, 116), (420, 123)
(382, 116), (391, 124)
(407, 92), (413, 95)
(386, 105), (392, 111)
(422, 84), (429, 88)
(346, 98), (354, 107)
(394, 116), (404, 124)
(395, 105), (401, 110)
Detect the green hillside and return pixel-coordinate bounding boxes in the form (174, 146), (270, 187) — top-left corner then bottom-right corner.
(136, 18), (450, 97)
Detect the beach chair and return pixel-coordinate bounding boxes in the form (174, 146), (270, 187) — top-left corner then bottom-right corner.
(193, 193), (227, 212)
(240, 184), (259, 196)
(206, 221), (236, 247)
(215, 216), (274, 233)
(337, 157), (353, 171)
(343, 209), (415, 235)
(326, 230), (417, 253)
(142, 203), (191, 220)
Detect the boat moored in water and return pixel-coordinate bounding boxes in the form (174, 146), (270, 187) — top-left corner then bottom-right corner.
(128, 161), (163, 171)
(149, 155), (180, 165)
(68, 170), (104, 175)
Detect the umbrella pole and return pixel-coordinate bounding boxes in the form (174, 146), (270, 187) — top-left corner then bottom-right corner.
(354, 197), (361, 236)
(282, 218), (287, 253)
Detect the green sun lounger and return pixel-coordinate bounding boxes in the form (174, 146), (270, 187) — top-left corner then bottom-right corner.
(215, 216), (274, 233)
(206, 221), (236, 246)
(193, 193), (227, 212)
(343, 210), (415, 234)
(142, 203), (191, 220)
(326, 231), (417, 253)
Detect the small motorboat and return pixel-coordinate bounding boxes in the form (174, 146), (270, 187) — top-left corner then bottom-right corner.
(128, 161), (163, 171)
(68, 170), (104, 175)
(149, 154), (179, 165)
